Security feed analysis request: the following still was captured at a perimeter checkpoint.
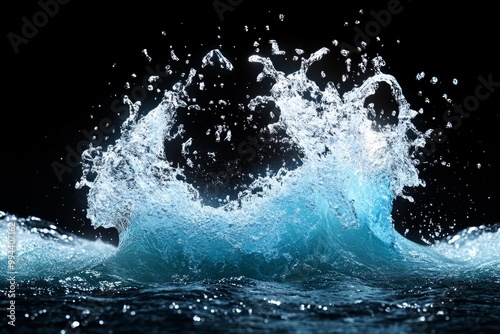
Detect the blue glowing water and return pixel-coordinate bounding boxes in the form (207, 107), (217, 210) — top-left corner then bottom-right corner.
(1, 46), (499, 333)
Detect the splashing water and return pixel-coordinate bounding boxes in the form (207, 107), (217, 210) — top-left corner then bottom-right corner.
(1, 40), (499, 334)
(57, 46), (498, 281)
(2, 46), (499, 282)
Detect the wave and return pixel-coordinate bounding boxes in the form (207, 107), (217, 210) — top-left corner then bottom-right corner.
(2, 47), (498, 284)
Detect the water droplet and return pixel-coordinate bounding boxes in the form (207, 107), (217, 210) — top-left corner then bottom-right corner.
(142, 49), (152, 62)
(416, 72), (425, 80)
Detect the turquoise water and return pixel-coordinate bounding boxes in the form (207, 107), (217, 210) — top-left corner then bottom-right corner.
(1, 213), (499, 333)
(1, 45), (499, 333)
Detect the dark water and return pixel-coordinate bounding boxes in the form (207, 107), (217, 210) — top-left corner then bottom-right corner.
(4, 275), (499, 333)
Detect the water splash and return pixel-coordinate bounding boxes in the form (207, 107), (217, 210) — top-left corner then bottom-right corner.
(2, 44), (498, 283)
(72, 46), (447, 281)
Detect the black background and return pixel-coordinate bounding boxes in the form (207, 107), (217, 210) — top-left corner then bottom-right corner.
(2, 0), (499, 246)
